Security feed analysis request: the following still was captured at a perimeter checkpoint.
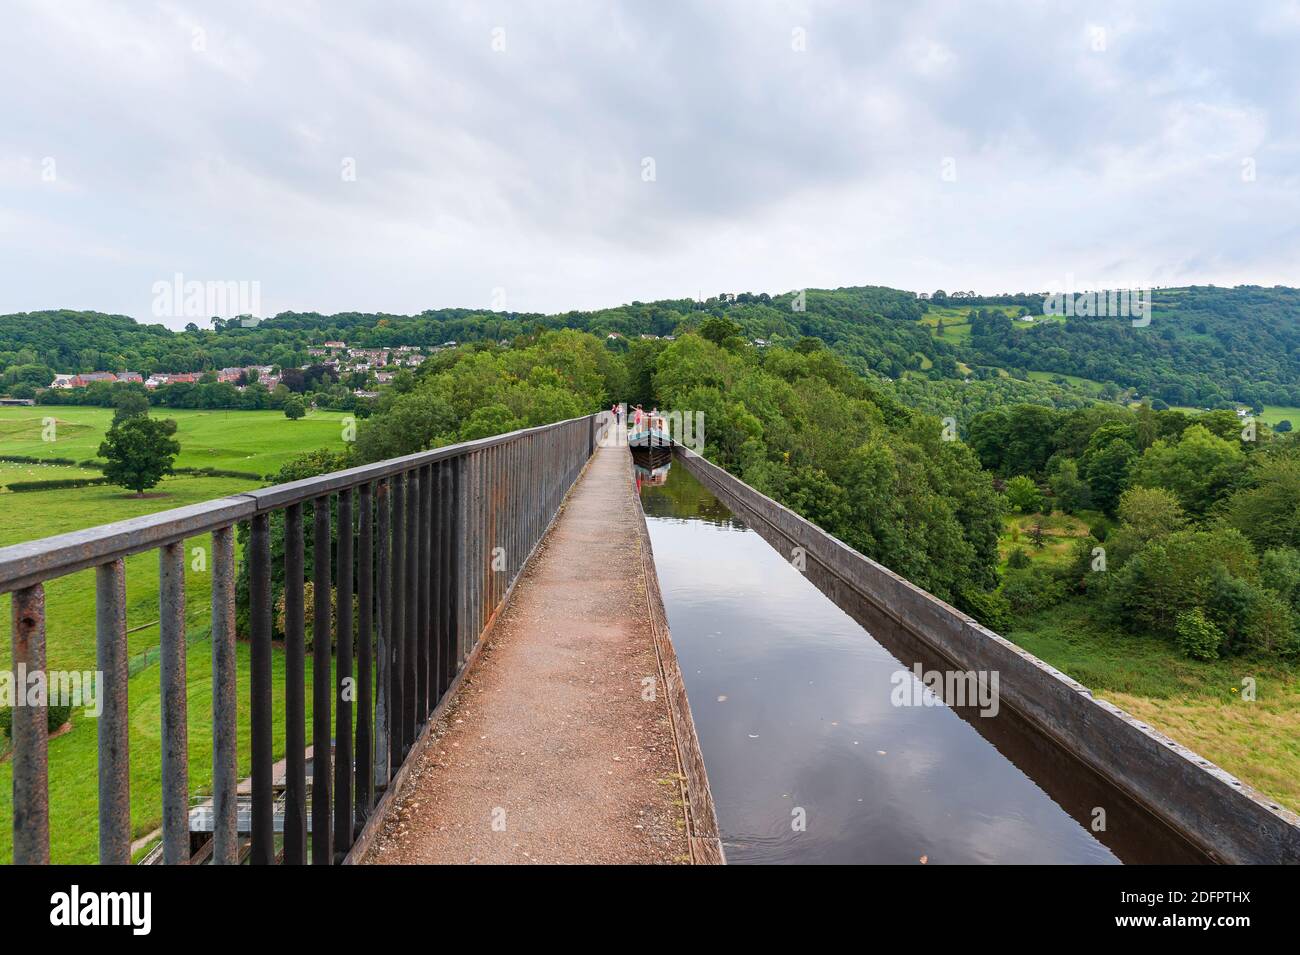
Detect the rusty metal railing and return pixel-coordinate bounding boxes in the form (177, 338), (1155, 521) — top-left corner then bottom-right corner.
(1, 412), (611, 864)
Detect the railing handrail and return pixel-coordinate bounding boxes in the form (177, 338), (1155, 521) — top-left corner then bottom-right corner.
(0, 412), (602, 594)
(5, 408), (612, 865)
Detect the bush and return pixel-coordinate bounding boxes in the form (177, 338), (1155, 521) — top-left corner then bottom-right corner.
(6, 477), (111, 492)
(1001, 565), (1067, 616)
(1261, 547), (1300, 608)
(47, 703), (72, 732)
(959, 586), (1012, 633)
(0, 454), (77, 465)
(170, 466), (263, 480)
(1175, 608), (1223, 661)
(0, 704), (72, 738)
(1006, 547), (1031, 570)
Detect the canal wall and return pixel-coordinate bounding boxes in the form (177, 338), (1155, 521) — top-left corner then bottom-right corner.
(628, 454), (726, 864)
(675, 447), (1300, 865)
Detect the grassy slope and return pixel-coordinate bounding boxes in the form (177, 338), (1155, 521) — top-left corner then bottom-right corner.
(0, 409), (347, 862)
(998, 510), (1300, 813)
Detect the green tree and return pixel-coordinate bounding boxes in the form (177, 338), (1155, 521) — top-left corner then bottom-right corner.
(1261, 547), (1300, 609)
(1174, 607), (1223, 661)
(459, 404), (520, 441)
(283, 396), (306, 420)
(353, 392), (456, 461)
(1003, 475), (1044, 514)
(1128, 424), (1247, 516)
(1116, 486), (1186, 541)
(111, 389), (150, 424)
(97, 415), (180, 496)
(1029, 521), (1046, 549)
(1046, 457), (1092, 513)
(1223, 453), (1300, 550)
(697, 316), (744, 350)
(1081, 427), (1138, 515)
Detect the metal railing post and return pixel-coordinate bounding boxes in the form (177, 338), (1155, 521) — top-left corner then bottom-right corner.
(356, 482), (375, 826)
(11, 584), (48, 864)
(312, 496), (333, 865)
(96, 558), (130, 864)
(375, 480), (391, 791)
(390, 473), (406, 766)
(335, 487), (354, 858)
(404, 471), (418, 749)
(210, 529), (238, 865)
(249, 512), (274, 864)
(284, 503), (307, 864)
(159, 542), (189, 864)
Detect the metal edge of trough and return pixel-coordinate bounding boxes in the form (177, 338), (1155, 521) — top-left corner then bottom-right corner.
(674, 446), (1300, 866)
(344, 439), (603, 865)
(625, 449), (726, 865)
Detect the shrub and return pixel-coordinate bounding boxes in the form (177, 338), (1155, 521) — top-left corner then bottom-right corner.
(1261, 547), (1300, 608)
(0, 704), (72, 738)
(1006, 547), (1031, 570)
(170, 466), (262, 480)
(1175, 608), (1223, 661)
(6, 477), (111, 492)
(959, 586), (1012, 633)
(0, 454), (77, 465)
(1001, 565), (1067, 616)
(47, 703), (73, 732)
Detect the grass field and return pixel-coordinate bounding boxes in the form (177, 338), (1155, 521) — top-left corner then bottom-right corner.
(999, 510), (1093, 568)
(919, 304), (1031, 344)
(0, 407), (349, 862)
(999, 508), (1300, 813)
(1168, 404), (1300, 430)
(0, 406), (350, 476)
(1259, 405), (1300, 428)
(1009, 601), (1300, 813)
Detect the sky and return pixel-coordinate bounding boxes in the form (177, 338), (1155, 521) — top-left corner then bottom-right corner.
(2, 0), (1299, 328)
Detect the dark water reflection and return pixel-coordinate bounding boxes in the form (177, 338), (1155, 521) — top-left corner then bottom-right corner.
(639, 460), (1208, 865)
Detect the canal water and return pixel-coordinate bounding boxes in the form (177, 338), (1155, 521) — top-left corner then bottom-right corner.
(638, 459), (1208, 865)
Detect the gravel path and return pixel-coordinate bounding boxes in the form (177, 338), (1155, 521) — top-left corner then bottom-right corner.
(364, 445), (690, 864)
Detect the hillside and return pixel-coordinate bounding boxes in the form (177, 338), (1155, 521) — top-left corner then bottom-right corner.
(4, 284), (1299, 414)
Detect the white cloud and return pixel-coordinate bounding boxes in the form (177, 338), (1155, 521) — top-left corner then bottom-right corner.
(1, 0), (1298, 326)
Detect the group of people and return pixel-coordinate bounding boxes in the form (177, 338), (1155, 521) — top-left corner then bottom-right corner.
(610, 403), (658, 428)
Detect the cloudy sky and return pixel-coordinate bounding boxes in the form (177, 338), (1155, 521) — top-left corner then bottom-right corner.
(2, 0), (1298, 327)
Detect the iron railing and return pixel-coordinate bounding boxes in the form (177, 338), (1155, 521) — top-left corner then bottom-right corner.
(1, 412), (611, 864)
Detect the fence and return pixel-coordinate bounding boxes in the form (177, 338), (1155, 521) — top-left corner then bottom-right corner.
(0, 412), (610, 864)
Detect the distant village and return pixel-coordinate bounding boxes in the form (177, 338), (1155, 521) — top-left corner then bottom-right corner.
(46, 340), (458, 398)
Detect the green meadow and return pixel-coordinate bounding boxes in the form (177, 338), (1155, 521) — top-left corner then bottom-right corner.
(0, 405), (349, 475)
(919, 304), (1027, 344)
(0, 407), (348, 862)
